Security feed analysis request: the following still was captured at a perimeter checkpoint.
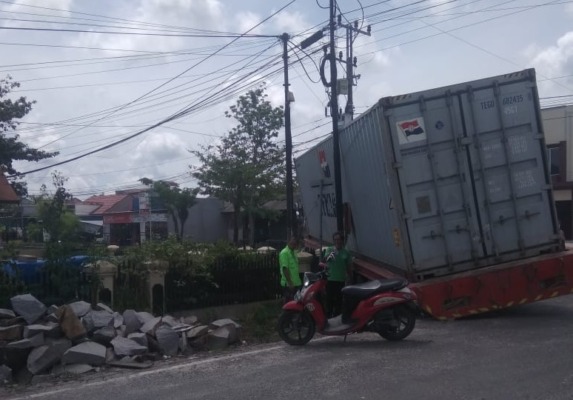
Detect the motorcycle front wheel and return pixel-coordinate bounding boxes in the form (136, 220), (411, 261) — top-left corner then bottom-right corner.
(377, 304), (416, 341)
(277, 310), (316, 345)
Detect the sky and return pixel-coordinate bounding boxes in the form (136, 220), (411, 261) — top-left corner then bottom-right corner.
(2, 0), (573, 199)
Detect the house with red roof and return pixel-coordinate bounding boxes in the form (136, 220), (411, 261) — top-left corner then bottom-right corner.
(0, 172), (20, 243)
(82, 191), (168, 245)
(0, 172), (19, 204)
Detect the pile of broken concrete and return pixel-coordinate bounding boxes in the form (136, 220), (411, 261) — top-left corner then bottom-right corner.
(0, 293), (242, 386)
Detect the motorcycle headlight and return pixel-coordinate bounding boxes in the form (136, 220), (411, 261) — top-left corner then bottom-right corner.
(303, 271), (319, 287)
(294, 289), (303, 302)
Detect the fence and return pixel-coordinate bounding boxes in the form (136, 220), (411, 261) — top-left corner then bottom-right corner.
(164, 253), (281, 312)
(1, 252), (282, 313)
(1, 258), (93, 308)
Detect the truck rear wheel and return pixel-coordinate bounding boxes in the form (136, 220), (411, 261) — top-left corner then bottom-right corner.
(377, 304), (416, 341)
(277, 310), (315, 345)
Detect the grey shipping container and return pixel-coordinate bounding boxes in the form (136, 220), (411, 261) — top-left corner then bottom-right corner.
(295, 69), (563, 280)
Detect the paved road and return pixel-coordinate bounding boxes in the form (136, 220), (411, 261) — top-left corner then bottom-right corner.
(4, 296), (573, 400)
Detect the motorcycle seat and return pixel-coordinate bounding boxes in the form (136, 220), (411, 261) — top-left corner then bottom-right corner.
(342, 278), (408, 299)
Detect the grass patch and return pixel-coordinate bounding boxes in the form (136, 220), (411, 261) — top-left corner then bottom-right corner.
(239, 301), (283, 344)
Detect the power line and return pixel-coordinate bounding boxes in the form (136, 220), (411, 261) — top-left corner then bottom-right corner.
(0, 16), (234, 35)
(0, 25), (272, 38)
(8, 0), (564, 178)
(35, 42), (280, 150)
(15, 36), (330, 162)
(0, 38), (276, 73)
(10, 0), (297, 177)
(13, 55), (284, 144)
(22, 54), (283, 144)
(0, 0), (248, 36)
(0, 40), (177, 54)
(9, 41), (277, 82)
(359, 0), (564, 56)
(22, 54), (282, 153)
(18, 40), (321, 142)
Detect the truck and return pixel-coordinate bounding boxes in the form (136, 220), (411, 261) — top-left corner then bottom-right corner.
(295, 68), (573, 320)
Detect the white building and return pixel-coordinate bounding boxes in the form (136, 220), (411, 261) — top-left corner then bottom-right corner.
(542, 105), (573, 239)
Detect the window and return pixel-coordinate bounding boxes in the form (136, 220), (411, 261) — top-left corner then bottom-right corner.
(548, 146), (561, 177)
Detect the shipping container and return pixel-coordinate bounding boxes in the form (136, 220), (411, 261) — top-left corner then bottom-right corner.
(296, 68), (563, 281)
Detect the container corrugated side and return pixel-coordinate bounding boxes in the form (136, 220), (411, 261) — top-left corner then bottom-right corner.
(381, 68), (561, 278)
(296, 68), (562, 281)
(339, 105), (410, 269)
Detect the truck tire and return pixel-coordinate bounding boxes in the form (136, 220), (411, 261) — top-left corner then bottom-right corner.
(277, 310), (316, 345)
(377, 304), (416, 341)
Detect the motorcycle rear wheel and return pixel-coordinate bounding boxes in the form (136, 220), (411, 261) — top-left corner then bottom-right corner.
(277, 310), (316, 345)
(377, 305), (416, 341)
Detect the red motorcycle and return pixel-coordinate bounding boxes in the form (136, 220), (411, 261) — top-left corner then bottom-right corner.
(277, 265), (418, 345)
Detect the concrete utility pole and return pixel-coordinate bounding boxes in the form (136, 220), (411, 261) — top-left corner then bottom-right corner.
(339, 18), (371, 124)
(299, 2), (370, 235)
(281, 33), (295, 240)
(329, 0), (344, 234)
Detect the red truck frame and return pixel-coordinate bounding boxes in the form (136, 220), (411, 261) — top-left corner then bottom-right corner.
(306, 238), (573, 320)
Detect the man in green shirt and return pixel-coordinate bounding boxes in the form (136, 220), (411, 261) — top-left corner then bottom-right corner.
(279, 236), (301, 304)
(325, 231), (353, 318)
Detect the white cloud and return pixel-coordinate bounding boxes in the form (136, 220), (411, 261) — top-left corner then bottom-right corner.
(131, 130), (190, 163)
(1, 0), (74, 28)
(273, 10), (311, 34)
(236, 11), (262, 34)
(8, 0), (73, 13)
(72, 0), (226, 54)
(6, 0), (572, 198)
(134, 0), (225, 31)
(530, 31), (573, 92)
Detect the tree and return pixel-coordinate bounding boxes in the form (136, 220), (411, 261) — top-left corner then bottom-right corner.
(34, 171), (79, 243)
(0, 76), (58, 196)
(139, 178), (198, 242)
(191, 85), (285, 245)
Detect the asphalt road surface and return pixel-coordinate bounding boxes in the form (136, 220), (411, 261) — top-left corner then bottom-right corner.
(4, 296), (573, 400)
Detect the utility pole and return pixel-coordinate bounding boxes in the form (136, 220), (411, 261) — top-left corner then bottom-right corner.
(299, 2), (370, 235)
(329, 0), (344, 234)
(345, 25), (354, 122)
(281, 33), (295, 240)
(338, 18), (371, 124)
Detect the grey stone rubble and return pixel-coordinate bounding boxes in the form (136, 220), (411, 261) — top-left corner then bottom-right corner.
(110, 337), (147, 357)
(7, 333), (44, 349)
(122, 310), (141, 335)
(0, 364), (12, 386)
(10, 294), (47, 325)
(127, 332), (148, 348)
(68, 301), (91, 318)
(155, 325), (179, 357)
(0, 293), (244, 386)
(112, 312), (123, 329)
(96, 303), (114, 314)
(93, 326), (116, 345)
(62, 342), (106, 366)
(0, 309), (16, 319)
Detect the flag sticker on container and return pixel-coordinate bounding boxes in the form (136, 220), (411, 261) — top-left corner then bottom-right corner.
(396, 117), (427, 145)
(318, 149), (331, 178)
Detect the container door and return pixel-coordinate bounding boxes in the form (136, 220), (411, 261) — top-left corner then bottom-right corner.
(386, 94), (484, 273)
(461, 82), (559, 258)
